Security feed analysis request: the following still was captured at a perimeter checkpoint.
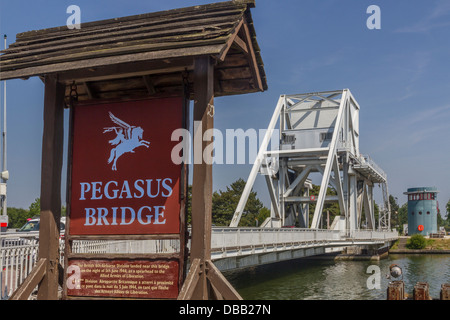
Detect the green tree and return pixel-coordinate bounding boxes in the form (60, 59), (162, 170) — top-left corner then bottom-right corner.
(6, 197), (67, 229)
(28, 198), (41, 218)
(437, 210), (449, 230)
(373, 202), (380, 227)
(440, 200), (450, 230)
(308, 185), (340, 228)
(185, 180), (268, 227)
(389, 195), (400, 229)
(447, 200), (450, 217)
(7, 207), (31, 229)
(397, 203), (408, 233)
(255, 207), (270, 227)
(212, 178), (266, 227)
(389, 195), (400, 213)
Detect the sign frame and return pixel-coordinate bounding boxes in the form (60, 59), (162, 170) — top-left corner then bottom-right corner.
(62, 94), (189, 300)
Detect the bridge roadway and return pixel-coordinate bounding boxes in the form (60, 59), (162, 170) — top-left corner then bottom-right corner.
(0, 227), (398, 298)
(209, 227), (398, 271)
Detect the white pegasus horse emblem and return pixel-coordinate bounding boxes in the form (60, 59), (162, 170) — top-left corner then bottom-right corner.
(103, 112), (150, 171)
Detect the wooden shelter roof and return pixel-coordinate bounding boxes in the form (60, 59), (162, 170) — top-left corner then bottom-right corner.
(0, 0), (267, 101)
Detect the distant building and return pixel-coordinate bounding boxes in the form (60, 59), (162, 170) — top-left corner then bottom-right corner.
(404, 187), (439, 236)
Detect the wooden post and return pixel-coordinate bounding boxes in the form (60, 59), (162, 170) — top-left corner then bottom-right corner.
(190, 55), (214, 299)
(37, 74), (65, 300)
(413, 282), (431, 300)
(178, 56), (241, 300)
(441, 283), (450, 300)
(387, 281), (405, 300)
(9, 259), (47, 300)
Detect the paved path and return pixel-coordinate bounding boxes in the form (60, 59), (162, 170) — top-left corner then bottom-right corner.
(397, 236), (408, 249)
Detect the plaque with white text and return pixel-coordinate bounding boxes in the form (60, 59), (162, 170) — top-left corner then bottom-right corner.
(66, 259), (179, 299)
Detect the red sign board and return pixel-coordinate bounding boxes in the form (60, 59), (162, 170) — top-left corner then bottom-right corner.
(69, 98), (183, 235)
(67, 259), (179, 299)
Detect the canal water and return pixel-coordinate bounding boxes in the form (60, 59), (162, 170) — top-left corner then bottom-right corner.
(224, 254), (450, 300)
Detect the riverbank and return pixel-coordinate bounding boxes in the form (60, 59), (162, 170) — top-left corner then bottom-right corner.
(389, 236), (450, 254)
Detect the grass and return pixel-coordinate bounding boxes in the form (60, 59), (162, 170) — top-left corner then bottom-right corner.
(424, 238), (450, 250)
(390, 240), (400, 250)
(390, 237), (450, 250)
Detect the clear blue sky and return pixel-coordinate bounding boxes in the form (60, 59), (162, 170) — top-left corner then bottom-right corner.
(0, 0), (449, 214)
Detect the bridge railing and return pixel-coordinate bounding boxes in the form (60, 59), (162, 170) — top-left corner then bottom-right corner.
(350, 230), (398, 240)
(211, 227), (341, 250)
(1, 243), (40, 299)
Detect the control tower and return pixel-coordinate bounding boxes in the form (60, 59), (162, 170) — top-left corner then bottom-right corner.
(404, 187), (439, 236)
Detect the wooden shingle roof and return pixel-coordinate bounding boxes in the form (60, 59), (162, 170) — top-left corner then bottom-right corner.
(0, 0), (267, 100)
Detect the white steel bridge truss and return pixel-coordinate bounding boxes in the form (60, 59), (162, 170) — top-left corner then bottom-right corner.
(230, 89), (391, 234)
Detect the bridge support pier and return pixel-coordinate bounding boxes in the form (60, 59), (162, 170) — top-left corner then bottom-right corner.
(331, 244), (389, 261)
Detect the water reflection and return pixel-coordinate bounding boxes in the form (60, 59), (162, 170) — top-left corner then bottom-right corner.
(224, 254), (450, 300)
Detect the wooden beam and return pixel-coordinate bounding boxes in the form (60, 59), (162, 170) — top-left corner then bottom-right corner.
(83, 82), (94, 99)
(3, 35), (227, 71)
(142, 75), (156, 95)
(0, 47), (206, 81)
(189, 55), (215, 299)
(9, 258), (47, 300)
(206, 260), (242, 300)
(179, 56), (241, 300)
(241, 20), (263, 91)
(233, 35), (248, 54)
(57, 57), (194, 83)
(37, 74), (65, 300)
(218, 18), (245, 61)
(177, 258), (201, 300)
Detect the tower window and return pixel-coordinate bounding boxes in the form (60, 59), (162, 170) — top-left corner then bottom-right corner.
(419, 211), (422, 215)
(320, 132), (333, 142)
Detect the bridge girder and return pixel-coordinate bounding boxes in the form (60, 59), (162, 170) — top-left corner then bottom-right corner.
(230, 89), (391, 233)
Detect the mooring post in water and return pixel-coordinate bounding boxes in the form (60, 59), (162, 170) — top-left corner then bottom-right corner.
(413, 282), (431, 300)
(387, 281), (405, 300)
(441, 283), (450, 300)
